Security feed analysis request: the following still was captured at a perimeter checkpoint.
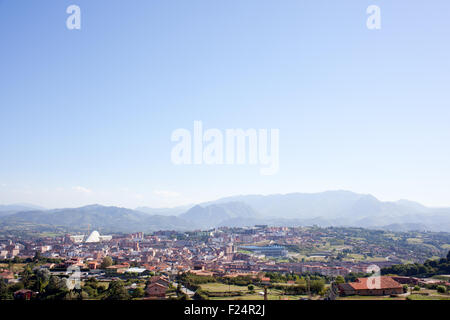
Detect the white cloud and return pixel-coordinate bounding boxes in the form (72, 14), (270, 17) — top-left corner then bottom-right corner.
(72, 186), (92, 194)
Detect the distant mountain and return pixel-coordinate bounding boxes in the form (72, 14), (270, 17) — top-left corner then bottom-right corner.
(1, 191), (449, 232)
(0, 203), (46, 217)
(378, 223), (430, 232)
(179, 202), (259, 229)
(204, 191), (450, 232)
(136, 205), (193, 216)
(205, 191), (369, 219)
(0, 203), (45, 212)
(0, 204), (192, 233)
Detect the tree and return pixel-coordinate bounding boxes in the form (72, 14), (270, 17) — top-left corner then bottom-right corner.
(35, 268), (51, 293)
(248, 284), (255, 293)
(132, 287), (145, 299)
(176, 282), (182, 295)
(437, 285), (447, 294)
(335, 276), (345, 284)
(103, 280), (130, 300)
(193, 289), (208, 300)
(20, 266), (34, 289)
(33, 251), (43, 262)
(0, 280), (11, 300)
(309, 279), (325, 295)
(101, 256), (113, 269)
(447, 250), (450, 261)
(44, 276), (68, 299)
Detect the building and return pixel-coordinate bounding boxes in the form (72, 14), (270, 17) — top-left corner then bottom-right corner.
(69, 230), (112, 243)
(14, 289), (35, 300)
(69, 235), (85, 243)
(391, 276), (420, 286)
(0, 270), (15, 284)
(240, 245), (288, 257)
(145, 275), (170, 298)
(85, 231), (112, 243)
(337, 276), (403, 296)
(149, 275), (170, 287)
(145, 282), (167, 298)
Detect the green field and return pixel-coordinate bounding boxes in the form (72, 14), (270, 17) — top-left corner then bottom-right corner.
(338, 289), (450, 301)
(200, 283), (258, 292)
(407, 238), (423, 244)
(407, 294), (450, 300)
(199, 282), (310, 300)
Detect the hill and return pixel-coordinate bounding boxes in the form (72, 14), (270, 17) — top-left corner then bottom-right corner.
(179, 202), (259, 229)
(0, 204), (192, 233)
(204, 191), (450, 231)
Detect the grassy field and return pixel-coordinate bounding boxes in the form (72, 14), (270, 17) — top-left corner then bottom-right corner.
(209, 293), (309, 300)
(0, 263), (26, 273)
(338, 288), (450, 301)
(200, 283), (260, 292)
(407, 238), (423, 244)
(200, 282), (310, 300)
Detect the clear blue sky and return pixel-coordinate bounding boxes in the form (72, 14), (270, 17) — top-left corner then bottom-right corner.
(1, 1), (449, 208)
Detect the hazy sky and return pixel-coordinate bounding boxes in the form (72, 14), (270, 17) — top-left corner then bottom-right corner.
(1, 1), (449, 209)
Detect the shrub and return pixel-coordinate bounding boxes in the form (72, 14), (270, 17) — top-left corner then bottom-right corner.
(436, 285), (447, 294)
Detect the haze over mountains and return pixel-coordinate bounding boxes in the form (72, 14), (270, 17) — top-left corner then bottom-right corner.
(0, 191), (449, 233)
(0, 203), (46, 217)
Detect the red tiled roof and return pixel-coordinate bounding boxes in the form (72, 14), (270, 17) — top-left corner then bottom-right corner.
(0, 271), (15, 279)
(349, 276), (402, 290)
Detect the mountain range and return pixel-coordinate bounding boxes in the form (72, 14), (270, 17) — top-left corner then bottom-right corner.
(1, 191), (449, 233)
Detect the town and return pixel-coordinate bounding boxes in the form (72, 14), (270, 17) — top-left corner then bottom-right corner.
(1, 226), (449, 300)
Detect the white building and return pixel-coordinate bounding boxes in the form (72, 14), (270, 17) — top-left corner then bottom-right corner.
(70, 231), (112, 243)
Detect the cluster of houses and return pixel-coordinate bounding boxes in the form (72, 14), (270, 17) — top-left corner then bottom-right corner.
(2, 227), (449, 299)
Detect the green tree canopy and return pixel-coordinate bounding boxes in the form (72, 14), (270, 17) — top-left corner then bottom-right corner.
(101, 256), (113, 269)
(104, 280), (130, 300)
(335, 276), (345, 284)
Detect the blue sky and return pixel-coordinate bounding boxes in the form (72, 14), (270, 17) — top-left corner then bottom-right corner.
(1, 1), (449, 208)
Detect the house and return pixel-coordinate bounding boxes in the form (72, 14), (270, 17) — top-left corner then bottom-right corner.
(105, 264), (130, 274)
(14, 289), (35, 300)
(40, 263), (56, 270)
(149, 275), (170, 287)
(391, 276), (420, 286)
(145, 282), (168, 298)
(0, 270), (15, 284)
(189, 269), (215, 277)
(337, 276), (403, 296)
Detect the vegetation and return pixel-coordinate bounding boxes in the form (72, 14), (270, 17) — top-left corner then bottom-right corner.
(381, 250), (450, 277)
(103, 280), (131, 300)
(100, 256), (113, 269)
